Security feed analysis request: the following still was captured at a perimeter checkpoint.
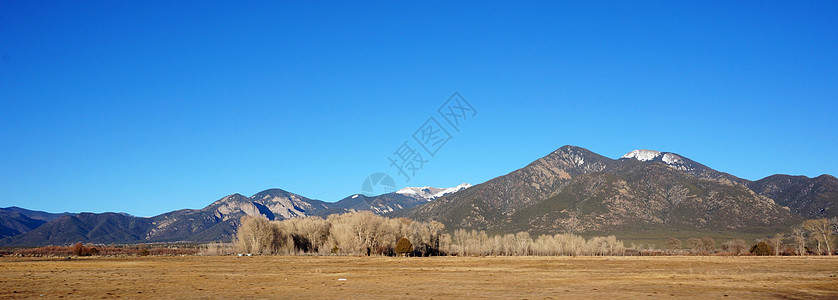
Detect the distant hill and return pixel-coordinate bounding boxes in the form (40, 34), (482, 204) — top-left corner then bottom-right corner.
(0, 210), (45, 239)
(4, 213), (153, 246)
(747, 174), (838, 219)
(0, 207), (74, 239)
(1, 206), (74, 222)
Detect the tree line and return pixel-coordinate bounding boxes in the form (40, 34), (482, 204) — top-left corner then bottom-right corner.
(235, 212), (627, 256)
(235, 213), (837, 256)
(760, 217), (836, 256)
(661, 217), (837, 256)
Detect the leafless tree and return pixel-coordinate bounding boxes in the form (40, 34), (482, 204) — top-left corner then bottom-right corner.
(768, 233), (784, 256)
(236, 215), (282, 254)
(282, 216), (331, 253)
(721, 239), (747, 255)
(514, 232), (531, 256)
(701, 237), (716, 253)
(803, 218), (834, 255)
(687, 238), (703, 254)
(326, 213), (360, 254)
(453, 230), (469, 256)
(791, 226), (807, 256)
(664, 238), (682, 254)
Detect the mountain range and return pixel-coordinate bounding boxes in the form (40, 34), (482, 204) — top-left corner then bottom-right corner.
(391, 146), (836, 237)
(0, 207), (73, 239)
(2, 145), (836, 247)
(0, 183), (470, 246)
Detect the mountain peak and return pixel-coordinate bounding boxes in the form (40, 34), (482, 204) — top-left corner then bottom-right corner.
(620, 149), (696, 172)
(621, 149), (663, 161)
(208, 193), (249, 205)
(251, 188), (295, 199)
(395, 183), (472, 201)
(554, 145), (596, 154)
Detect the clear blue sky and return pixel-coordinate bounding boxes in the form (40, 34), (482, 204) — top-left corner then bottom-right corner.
(2, 1), (836, 217)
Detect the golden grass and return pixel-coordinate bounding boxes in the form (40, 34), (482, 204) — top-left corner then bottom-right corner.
(1, 256), (837, 299)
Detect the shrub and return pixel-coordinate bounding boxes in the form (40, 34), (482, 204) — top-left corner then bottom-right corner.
(701, 237), (716, 252)
(72, 242), (84, 256)
(19, 246), (73, 256)
(721, 239), (748, 255)
(151, 247), (198, 256)
(664, 238), (682, 253)
(395, 237), (413, 256)
(138, 244), (150, 256)
(72, 242), (98, 256)
(199, 242), (235, 256)
(750, 241), (773, 256)
(687, 238), (703, 254)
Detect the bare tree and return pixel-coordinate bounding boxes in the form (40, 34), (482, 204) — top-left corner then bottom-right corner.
(326, 213), (360, 255)
(514, 232), (531, 256)
(687, 238), (703, 254)
(791, 226), (807, 256)
(721, 239), (747, 255)
(427, 221), (445, 254)
(769, 233), (784, 256)
(236, 215), (281, 254)
(283, 216), (331, 253)
(405, 219), (445, 256)
(556, 233), (585, 256)
(700, 237), (716, 253)
(803, 219), (834, 255)
(534, 234), (559, 256)
(476, 230), (490, 256)
(664, 238), (682, 254)
(452, 229), (468, 256)
(604, 236), (624, 255)
(501, 234), (516, 256)
(438, 233), (452, 255)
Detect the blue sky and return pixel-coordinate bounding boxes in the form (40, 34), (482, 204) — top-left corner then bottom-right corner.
(1, 1), (836, 217)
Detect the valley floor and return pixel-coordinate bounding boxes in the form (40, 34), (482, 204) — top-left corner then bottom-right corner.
(1, 255), (837, 299)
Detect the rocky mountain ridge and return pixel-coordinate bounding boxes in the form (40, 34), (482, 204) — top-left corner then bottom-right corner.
(0, 184), (469, 246)
(392, 146), (833, 236)
(3, 145), (835, 246)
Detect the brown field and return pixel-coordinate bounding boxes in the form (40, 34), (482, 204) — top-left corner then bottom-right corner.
(1, 256), (837, 299)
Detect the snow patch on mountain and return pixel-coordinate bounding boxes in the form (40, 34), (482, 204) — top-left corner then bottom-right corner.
(621, 149), (662, 161)
(396, 183), (472, 201)
(621, 150), (695, 171)
(434, 183), (472, 198)
(662, 153), (683, 164)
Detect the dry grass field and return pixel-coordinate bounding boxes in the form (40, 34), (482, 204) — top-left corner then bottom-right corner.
(1, 255), (837, 299)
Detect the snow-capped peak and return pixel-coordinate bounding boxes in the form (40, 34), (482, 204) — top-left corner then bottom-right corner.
(433, 183), (472, 198)
(661, 153), (683, 164)
(621, 149), (695, 172)
(621, 149), (662, 161)
(396, 183), (472, 201)
(395, 187), (417, 195)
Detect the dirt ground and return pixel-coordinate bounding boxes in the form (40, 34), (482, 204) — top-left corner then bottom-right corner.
(1, 255), (836, 299)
